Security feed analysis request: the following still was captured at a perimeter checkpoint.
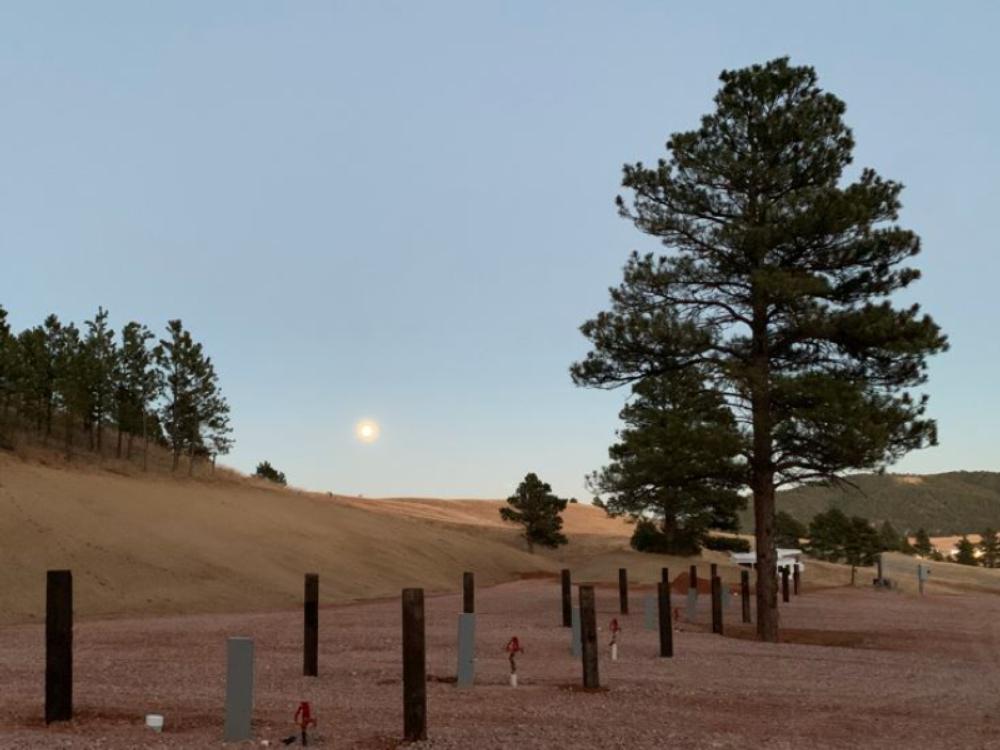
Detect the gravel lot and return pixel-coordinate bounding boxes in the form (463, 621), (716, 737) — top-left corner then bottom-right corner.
(2, 578), (999, 749)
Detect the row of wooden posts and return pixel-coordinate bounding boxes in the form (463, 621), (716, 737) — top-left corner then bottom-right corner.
(41, 562), (803, 742)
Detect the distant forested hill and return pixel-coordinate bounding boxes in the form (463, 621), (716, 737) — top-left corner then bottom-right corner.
(738, 472), (1000, 535)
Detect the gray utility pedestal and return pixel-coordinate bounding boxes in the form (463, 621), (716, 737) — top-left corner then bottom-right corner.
(456, 613), (476, 688)
(686, 588), (697, 622)
(224, 638), (254, 743)
(570, 606), (581, 657)
(643, 594), (656, 630)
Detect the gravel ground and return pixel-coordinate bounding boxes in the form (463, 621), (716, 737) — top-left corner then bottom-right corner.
(2, 579), (1000, 749)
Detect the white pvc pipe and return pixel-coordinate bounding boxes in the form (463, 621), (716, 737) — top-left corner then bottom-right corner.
(510, 673), (518, 688)
(145, 714), (164, 732)
(611, 643), (618, 661)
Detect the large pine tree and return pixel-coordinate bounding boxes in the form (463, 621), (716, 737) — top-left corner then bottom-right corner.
(572, 58), (947, 641)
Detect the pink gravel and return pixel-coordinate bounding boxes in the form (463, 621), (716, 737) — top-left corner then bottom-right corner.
(2, 579), (999, 749)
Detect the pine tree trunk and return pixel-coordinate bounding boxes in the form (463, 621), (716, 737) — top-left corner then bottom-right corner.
(751, 292), (779, 643)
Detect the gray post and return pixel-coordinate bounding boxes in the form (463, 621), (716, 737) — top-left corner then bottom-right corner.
(657, 581), (673, 658)
(45, 570), (73, 724)
(304, 573), (318, 677)
(456, 613), (476, 688)
(876, 554), (884, 584)
(561, 569), (572, 627)
(224, 637), (254, 742)
(579, 586), (599, 689)
(643, 594), (656, 630)
(402, 588), (427, 742)
(686, 565), (698, 622)
(462, 571), (475, 614)
(618, 568), (629, 615)
(711, 574), (723, 635)
(740, 569), (751, 624)
(570, 606), (581, 656)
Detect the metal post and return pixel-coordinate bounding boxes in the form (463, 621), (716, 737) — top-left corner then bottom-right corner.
(740, 569), (751, 624)
(711, 574), (723, 635)
(402, 589), (427, 742)
(224, 638), (254, 742)
(45, 570), (73, 724)
(657, 580), (673, 658)
(561, 569), (572, 627)
(462, 571), (475, 614)
(456, 613), (475, 688)
(579, 586), (600, 689)
(618, 568), (629, 615)
(304, 573), (318, 677)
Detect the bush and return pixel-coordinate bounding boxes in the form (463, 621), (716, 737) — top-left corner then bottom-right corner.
(703, 535), (751, 553)
(630, 519), (702, 556)
(254, 460), (287, 486)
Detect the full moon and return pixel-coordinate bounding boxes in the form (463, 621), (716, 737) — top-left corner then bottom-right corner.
(355, 419), (380, 444)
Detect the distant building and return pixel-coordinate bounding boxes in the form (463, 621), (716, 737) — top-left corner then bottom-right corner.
(729, 548), (804, 572)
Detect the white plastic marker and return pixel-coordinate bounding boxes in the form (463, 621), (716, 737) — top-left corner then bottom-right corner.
(609, 618), (621, 661)
(145, 714), (164, 733)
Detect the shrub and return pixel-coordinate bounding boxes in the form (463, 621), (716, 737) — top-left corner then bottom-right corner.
(630, 519), (702, 556)
(703, 535), (751, 553)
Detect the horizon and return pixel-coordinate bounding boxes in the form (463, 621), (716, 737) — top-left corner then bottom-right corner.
(3, 2), (998, 500)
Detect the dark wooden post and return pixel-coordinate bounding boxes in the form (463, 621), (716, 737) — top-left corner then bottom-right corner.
(462, 571), (474, 614)
(711, 573), (723, 635)
(657, 579), (673, 658)
(689, 564), (698, 590)
(740, 569), (751, 624)
(710, 563), (718, 580)
(45, 570), (73, 724)
(579, 585), (599, 689)
(304, 573), (319, 677)
(561, 569), (572, 627)
(661, 567), (670, 585)
(781, 566), (790, 603)
(618, 568), (629, 615)
(402, 588), (427, 742)
(793, 565), (801, 596)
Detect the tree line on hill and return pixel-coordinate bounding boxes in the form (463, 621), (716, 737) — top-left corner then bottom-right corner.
(0, 304), (232, 472)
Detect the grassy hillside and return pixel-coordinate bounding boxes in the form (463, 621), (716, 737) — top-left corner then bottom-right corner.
(2, 451), (856, 625)
(738, 471), (1000, 535)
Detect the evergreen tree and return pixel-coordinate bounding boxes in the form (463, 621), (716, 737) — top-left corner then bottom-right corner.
(82, 307), (117, 453)
(899, 534), (917, 555)
(978, 529), (999, 569)
(115, 322), (162, 463)
(775, 511), (808, 548)
(0, 305), (14, 443)
(254, 461), (287, 485)
(587, 371), (744, 555)
(499, 473), (568, 552)
(806, 508), (850, 562)
(156, 320), (202, 471)
(877, 520), (902, 552)
(913, 528), (933, 557)
(954, 536), (977, 566)
(843, 516), (881, 583)
(572, 58), (947, 640)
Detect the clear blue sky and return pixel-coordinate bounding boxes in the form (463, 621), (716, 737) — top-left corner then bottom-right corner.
(2, 2), (997, 499)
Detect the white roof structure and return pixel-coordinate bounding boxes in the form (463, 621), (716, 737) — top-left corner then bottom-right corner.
(729, 549), (805, 569)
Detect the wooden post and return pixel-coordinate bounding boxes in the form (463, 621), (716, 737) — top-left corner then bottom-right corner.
(661, 567), (670, 585)
(402, 588), (427, 742)
(711, 574), (723, 635)
(781, 566), (790, 603)
(689, 564), (698, 590)
(579, 585), (599, 688)
(462, 571), (475, 614)
(740, 569), (751, 624)
(304, 573), (319, 677)
(45, 570), (73, 724)
(793, 565), (801, 596)
(657, 579), (673, 658)
(710, 563), (718, 580)
(618, 568), (629, 615)
(561, 569), (572, 627)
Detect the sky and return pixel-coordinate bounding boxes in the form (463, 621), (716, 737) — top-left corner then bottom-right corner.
(1, 1), (998, 500)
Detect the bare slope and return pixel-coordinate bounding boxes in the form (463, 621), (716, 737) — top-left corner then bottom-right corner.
(5, 454), (825, 624)
(737, 471), (1000, 534)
